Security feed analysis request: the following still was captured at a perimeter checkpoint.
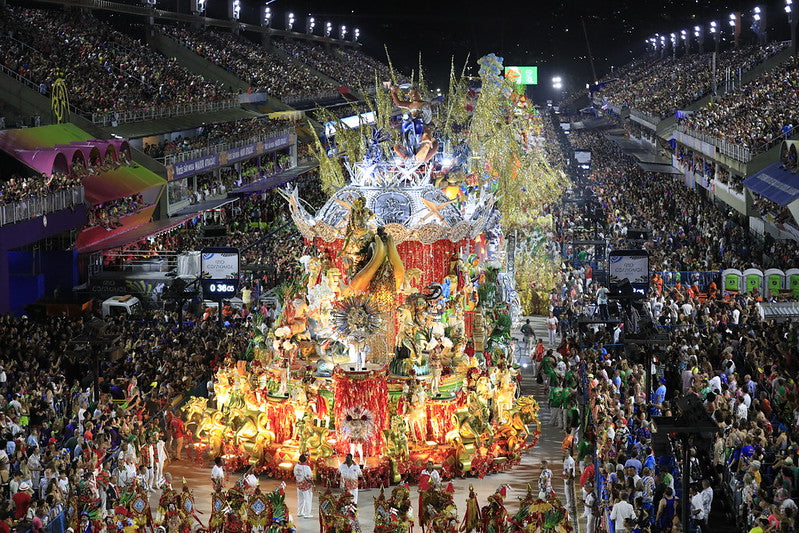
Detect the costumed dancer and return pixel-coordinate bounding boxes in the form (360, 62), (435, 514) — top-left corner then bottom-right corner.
(338, 454), (363, 506)
(277, 357), (290, 397)
(294, 454), (314, 519)
(460, 484), (481, 533)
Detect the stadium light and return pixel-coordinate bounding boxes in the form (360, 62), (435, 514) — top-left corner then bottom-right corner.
(680, 29), (687, 40)
(286, 12), (295, 31)
(729, 13), (737, 27)
(194, 0), (206, 14)
(306, 15), (316, 34)
(709, 21), (717, 33)
(340, 25), (347, 39)
(353, 28), (360, 42)
(325, 21), (333, 37)
(787, 0), (793, 14)
(754, 6), (761, 22)
(263, 5), (272, 26)
(232, 0), (241, 20)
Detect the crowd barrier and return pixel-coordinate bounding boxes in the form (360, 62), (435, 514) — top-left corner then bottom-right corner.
(92, 98), (239, 127)
(0, 187), (84, 227)
(161, 128), (293, 166)
(22, 507), (65, 533)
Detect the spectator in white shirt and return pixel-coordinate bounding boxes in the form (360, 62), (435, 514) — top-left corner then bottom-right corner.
(610, 493), (636, 532)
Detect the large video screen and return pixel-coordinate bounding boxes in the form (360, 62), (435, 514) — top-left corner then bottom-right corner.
(504, 66), (538, 85)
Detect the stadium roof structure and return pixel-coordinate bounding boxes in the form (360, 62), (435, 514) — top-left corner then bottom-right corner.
(0, 124), (164, 205)
(744, 161), (799, 206)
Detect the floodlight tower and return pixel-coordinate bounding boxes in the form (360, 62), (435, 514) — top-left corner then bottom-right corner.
(353, 28), (360, 43)
(230, 0), (241, 21)
(339, 25), (348, 40)
(752, 6), (767, 44)
(729, 13), (740, 48)
(286, 12), (295, 31)
(788, 0), (798, 56)
(709, 21), (720, 53)
(694, 25), (703, 53)
(262, 5), (272, 27)
(325, 21), (333, 38)
(306, 15), (316, 34)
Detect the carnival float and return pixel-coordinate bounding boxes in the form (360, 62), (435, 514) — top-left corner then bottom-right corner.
(180, 53), (569, 499)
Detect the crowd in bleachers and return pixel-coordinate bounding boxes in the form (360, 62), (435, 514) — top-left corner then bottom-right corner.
(0, 6), (230, 115)
(115, 173), (325, 290)
(0, 307), (249, 533)
(272, 39), (383, 89)
(86, 194), (146, 229)
(0, 174), (81, 207)
(679, 56), (799, 152)
(600, 42), (787, 120)
(546, 117), (799, 533)
(142, 118), (290, 160)
(161, 26), (338, 100)
(565, 128), (799, 271)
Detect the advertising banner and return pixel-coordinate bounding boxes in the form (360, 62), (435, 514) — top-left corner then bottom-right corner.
(168, 154), (219, 180)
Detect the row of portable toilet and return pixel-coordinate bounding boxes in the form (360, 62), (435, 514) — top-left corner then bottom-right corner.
(722, 268), (799, 298)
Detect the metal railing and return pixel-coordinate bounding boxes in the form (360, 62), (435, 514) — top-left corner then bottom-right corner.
(99, 249), (181, 272)
(160, 128), (292, 166)
(0, 187), (84, 227)
(677, 122), (795, 164)
(283, 91), (344, 106)
(675, 125), (753, 162)
(629, 107), (660, 128)
(0, 62), (46, 95)
(91, 97), (239, 126)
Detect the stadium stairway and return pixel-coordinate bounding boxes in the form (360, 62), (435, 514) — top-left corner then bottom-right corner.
(149, 31), (251, 94)
(263, 41), (342, 90)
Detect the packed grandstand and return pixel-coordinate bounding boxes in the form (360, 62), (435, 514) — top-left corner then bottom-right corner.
(0, 1), (798, 533)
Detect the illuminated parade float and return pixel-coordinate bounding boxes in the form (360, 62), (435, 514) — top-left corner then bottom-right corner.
(181, 54), (570, 531)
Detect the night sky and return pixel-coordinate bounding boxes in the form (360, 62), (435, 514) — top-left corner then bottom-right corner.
(186, 0), (792, 100)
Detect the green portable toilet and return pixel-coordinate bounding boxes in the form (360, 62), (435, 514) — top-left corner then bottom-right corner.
(722, 268), (743, 293)
(787, 269), (799, 299)
(743, 268), (764, 295)
(764, 269), (785, 298)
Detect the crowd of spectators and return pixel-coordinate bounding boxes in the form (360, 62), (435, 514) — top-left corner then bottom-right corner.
(161, 25), (339, 101)
(87, 194), (147, 230)
(272, 39), (385, 89)
(563, 128), (799, 272)
(0, 6), (230, 115)
(112, 172), (325, 291)
(0, 307), (249, 532)
(679, 56), (799, 152)
(599, 42), (787, 120)
(0, 174), (81, 206)
(142, 118), (291, 160)
(545, 114), (799, 533)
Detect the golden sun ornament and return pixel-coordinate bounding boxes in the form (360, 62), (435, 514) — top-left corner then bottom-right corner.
(332, 295), (382, 340)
